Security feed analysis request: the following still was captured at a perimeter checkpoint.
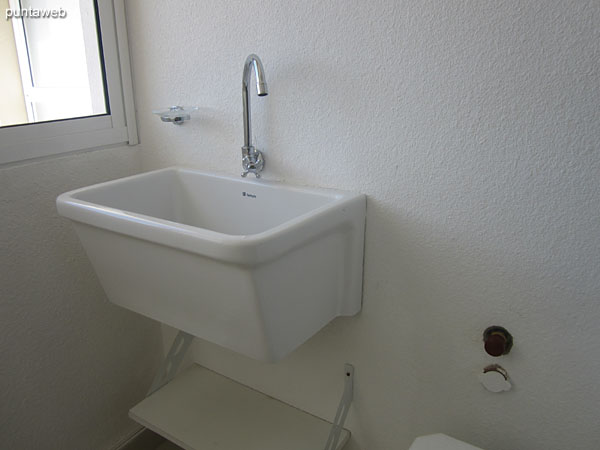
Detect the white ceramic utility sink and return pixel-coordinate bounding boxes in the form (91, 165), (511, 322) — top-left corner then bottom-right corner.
(57, 167), (366, 361)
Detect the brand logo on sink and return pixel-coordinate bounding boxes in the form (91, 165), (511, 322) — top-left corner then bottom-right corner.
(242, 191), (257, 198)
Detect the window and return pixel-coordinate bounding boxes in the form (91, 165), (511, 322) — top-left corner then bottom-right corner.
(6, 0), (108, 126)
(0, 0), (137, 164)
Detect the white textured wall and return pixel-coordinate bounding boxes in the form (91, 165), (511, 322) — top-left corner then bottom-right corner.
(0, 147), (163, 449)
(126, 1), (600, 449)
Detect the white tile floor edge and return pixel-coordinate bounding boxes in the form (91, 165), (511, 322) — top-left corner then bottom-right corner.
(113, 427), (166, 450)
(156, 440), (185, 450)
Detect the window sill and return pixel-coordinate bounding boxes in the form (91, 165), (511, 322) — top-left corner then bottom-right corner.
(0, 126), (130, 166)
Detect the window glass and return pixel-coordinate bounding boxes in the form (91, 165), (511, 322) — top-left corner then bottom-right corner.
(1, 0), (107, 127)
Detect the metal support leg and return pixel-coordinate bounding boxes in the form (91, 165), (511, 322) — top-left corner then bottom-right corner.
(324, 364), (354, 450)
(147, 330), (194, 396)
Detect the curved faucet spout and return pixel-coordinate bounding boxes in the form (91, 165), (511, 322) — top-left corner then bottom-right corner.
(241, 54), (268, 177)
(244, 54), (268, 97)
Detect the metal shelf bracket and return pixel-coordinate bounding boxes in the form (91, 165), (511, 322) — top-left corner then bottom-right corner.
(147, 330), (195, 396)
(324, 364), (354, 450)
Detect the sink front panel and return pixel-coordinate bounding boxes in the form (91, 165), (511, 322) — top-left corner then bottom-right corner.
(73, 222), (272, 359)
(73, 218), (359, 361)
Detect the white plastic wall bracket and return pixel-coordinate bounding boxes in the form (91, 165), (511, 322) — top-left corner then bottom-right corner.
(147, 330), (194, 396)
(324, 364), (354, 450)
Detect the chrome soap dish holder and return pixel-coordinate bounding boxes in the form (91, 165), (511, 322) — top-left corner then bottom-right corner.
(152, 106), (198, 125)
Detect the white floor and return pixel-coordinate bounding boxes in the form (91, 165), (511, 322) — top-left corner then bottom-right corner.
(156, 440), (183, 450)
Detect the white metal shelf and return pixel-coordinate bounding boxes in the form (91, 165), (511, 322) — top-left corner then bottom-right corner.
(130, 364), (350, 450)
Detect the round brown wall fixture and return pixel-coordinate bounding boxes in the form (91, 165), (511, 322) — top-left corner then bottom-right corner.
(483, 326), (513, 357)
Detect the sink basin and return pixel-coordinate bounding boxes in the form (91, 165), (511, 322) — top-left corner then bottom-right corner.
(57, 167), (366, 361)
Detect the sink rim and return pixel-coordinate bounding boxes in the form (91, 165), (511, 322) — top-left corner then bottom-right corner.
(57, 167), (365, 265)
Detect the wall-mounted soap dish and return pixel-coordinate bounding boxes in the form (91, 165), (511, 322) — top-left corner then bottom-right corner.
(152, 106), (198, 125)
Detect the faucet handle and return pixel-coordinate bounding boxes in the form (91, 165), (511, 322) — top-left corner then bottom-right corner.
(241, 148), (264, 178)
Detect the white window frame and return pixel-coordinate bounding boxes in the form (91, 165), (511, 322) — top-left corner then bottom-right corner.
(0, 0), (137, 165)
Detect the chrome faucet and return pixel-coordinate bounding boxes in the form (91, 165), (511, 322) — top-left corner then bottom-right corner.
(241, 54), (268, 177)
